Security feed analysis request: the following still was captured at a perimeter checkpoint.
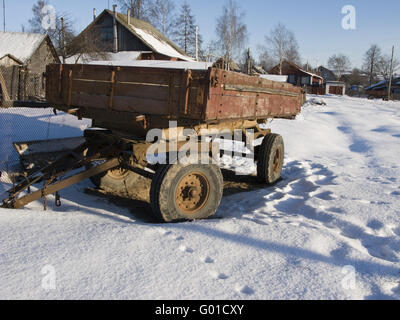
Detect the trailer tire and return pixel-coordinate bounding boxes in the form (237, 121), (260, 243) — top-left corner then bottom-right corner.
(150, 163), (223, 222)
(257, 134), (284, 184)
(86, 149), (146, 196)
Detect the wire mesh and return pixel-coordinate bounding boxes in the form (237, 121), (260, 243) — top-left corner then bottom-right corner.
(0, 66), (90, 197)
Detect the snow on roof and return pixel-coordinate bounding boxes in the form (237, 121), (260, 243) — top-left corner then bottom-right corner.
(0, 32), (46, 64)
(112, 10), (194, 62)
(87, 59), (213, 70)
(130, 26), (193, 62)
(260, 74), (288, 83)
(365, 80), (386, 91)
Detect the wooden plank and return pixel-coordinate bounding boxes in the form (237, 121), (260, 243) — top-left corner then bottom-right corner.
(0, 67), (11, 101)
(109, 69), (116, 110)
(224, 84), (300, 97)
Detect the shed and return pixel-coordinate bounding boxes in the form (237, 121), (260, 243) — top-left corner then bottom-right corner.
(326, 81), (346, 95)
(0, 31), (60, 101)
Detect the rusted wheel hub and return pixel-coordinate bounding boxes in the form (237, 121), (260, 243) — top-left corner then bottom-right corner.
(107, 167), (129, 180)
(175, 172), (210, 214)
(272, 147), (282, 174)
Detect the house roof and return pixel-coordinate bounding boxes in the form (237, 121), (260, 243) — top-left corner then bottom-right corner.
(78, 10), (193, 61)
(271, 60), (323, 80)
(365, 77), (400, 91)
(0, 32), (47, 64)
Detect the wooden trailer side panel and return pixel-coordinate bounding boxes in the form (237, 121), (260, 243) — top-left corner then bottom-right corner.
(205, 69), (303, 121)
(46, 64), (208, 120)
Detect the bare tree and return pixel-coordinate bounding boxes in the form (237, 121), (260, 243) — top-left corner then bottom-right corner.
(172, 1), (201, 57)
(363, 44), (383, 86)
(117, 0), (153, 21)
(265, 23), (301, 74)
(202, 40), (219, 62)
(327, 54), (351, 79)
(148, 0), (175, 37)
(215, 0), (247, 69)
(257, 47), (276, 72)
(28, 0), (75, 56)
(377, 54), (400, 80)
(66, 27), (110, 63)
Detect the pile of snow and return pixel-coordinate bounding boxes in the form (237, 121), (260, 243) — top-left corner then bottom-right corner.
(307, 97), (327, 106)
(1, 95), (400, 299)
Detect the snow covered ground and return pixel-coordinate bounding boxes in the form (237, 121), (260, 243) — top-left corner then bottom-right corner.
(1, 95), (400, 300)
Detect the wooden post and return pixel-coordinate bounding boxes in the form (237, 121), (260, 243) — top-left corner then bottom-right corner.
(0, 67), (11, 102)
(388, 46), (395, 101)
(61, 17), (66, 64)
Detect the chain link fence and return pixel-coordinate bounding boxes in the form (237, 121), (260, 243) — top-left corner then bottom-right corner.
(0, 66), (90, 196)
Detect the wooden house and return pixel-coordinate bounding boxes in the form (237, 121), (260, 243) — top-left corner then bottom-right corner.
(269, 61), (323, 87)
(0, 31), (59, 101)
(73, 8), (193, 62)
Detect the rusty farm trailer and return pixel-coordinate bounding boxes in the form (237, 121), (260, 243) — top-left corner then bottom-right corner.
(1, 64), (304, 222)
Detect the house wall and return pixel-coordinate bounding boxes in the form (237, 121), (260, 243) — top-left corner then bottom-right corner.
(0, 55), (20, 67)
(26, 39), (59, 74)
(92, 14), (151, 52)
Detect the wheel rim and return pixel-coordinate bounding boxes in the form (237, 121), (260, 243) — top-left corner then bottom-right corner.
(175, 172), (210, 215)
(272, 147), (282, 174)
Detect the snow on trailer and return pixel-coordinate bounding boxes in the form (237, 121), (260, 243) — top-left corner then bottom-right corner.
(1, 63), (305, 222)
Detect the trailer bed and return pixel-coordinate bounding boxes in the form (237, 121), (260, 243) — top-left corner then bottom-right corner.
(46, 64), (304, 135)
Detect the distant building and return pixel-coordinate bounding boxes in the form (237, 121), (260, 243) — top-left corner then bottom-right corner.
(325, 81), (346, 95)
(0, 31), (60, 101)
(269, 61), (323, 87)
(317, 66), (337, 83)
(365, 77), (400, 100)
(73, 8), (193, 62)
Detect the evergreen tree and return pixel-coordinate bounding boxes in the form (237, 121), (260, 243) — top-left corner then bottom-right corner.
(172, 1), (202, 57)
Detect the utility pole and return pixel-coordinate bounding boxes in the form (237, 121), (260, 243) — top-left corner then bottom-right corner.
(388, 46), (395, 101)
(195, 26), (199, 61)
(61, 17), (66, 63)
(247, 48), (251, 75)
(3, 0), (5, 32)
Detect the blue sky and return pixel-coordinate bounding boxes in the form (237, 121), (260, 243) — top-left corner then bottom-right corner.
(2, 0), (399, 68)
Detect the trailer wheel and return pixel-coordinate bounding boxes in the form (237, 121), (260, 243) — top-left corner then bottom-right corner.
(257, 134), (284, 184)
(150, 163), (223, 222)
(86, 149), (145, 195)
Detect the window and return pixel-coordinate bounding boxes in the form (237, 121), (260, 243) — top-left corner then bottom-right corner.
(301, 76), (310, 85)
(288, 75), (296, 84)
(101, 27), (113, 41)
